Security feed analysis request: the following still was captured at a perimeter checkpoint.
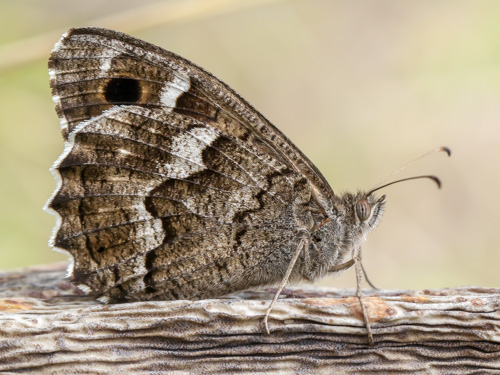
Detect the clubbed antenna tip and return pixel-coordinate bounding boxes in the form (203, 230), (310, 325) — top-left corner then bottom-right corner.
(438, 146), (451, 157)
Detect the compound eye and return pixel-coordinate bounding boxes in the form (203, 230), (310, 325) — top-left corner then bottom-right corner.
(355, 199), (372, 222)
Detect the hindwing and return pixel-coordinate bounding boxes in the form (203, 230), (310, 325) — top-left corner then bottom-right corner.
(47, 27), (335, 301)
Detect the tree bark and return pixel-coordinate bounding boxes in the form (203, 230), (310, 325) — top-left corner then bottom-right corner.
(0, 263), (499, 374)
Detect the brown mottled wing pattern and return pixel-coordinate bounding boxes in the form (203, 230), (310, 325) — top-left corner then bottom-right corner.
(46, 27), (335, 301)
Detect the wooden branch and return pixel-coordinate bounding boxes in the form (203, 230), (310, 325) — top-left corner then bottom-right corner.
(0, 263), (499, 374)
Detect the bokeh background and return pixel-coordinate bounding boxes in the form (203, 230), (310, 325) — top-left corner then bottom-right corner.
(0, 0), (498, 290)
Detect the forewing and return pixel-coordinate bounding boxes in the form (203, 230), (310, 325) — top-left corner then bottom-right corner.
(47, 27), (327, 300)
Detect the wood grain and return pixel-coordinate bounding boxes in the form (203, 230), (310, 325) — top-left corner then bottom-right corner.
(0, 263), (499, 374)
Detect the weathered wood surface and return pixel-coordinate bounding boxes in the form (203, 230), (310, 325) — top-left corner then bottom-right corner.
(0, 263), (499, 374)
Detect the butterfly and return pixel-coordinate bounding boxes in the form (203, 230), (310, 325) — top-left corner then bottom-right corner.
(46, 27), (447, 345)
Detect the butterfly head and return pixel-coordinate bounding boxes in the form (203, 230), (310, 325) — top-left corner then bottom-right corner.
(306, 191), (385, 275)
(330, 169), (446, 250)
(338, 192), (386, 242)
(335, 147), (450, 241)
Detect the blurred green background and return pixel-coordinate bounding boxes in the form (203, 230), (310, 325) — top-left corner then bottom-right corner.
(0, 0), (498, 290)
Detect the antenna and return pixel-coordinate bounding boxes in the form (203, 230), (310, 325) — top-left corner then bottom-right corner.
(367, 175), (442, 196)
(367, 146), (451, 195)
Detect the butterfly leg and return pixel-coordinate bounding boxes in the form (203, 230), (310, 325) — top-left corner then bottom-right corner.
(329, 258), (378, 290)
(262, 237), (308, 335)
(361, 262), (379, 290)
(328, 258), (355, 273)
(353, 246), (374, 346)
(327, 251), (374, 345)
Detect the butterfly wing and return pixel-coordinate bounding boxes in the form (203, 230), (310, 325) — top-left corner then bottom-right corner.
(47, 27), (335, 301)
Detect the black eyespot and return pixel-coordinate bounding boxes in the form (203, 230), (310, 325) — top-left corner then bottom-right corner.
(355, 199), (372, 222)
(104, 77), (141, 103)
(97, 246), (105, 253)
